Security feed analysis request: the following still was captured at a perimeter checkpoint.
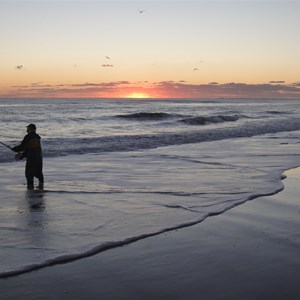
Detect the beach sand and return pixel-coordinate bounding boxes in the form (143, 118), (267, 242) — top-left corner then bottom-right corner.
(1, 168), (299, 300)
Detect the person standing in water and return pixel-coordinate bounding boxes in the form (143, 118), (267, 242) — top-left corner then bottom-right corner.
(13, 124), (44, 190)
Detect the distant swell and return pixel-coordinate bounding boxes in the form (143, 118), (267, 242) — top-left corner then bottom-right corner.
(180, 114), (239, 125)
(2, 116), (300, 163)
(115, 112), (177, 120)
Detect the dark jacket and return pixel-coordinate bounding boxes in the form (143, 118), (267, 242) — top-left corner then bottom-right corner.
(13, 132), (42, 159)
(12, 132), (42, 165)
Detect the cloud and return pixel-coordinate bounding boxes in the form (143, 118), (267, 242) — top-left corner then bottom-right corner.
(4, 80), (300, 99)
(6, 80), (136, 98)
(291, 82), (300, 87)
(269, 81), (285, 84)
(153, 81), (300, 99)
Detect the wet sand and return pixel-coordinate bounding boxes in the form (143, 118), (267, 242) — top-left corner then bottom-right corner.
(0, 168), (299, 300)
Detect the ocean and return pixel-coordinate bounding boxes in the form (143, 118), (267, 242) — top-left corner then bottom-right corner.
(0, 98), (300, 278)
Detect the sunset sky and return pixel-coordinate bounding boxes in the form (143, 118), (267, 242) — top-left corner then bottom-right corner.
(1, 0), (300, 99)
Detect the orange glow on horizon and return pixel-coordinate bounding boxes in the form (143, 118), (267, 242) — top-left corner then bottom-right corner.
(124, 92), (151, 99)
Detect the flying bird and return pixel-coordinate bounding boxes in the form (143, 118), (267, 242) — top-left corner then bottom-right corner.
(15, 65), (23, 70)
(193, 68), (199, 72)
(105, 56), (110, 59)
(137, 9), (145, 14)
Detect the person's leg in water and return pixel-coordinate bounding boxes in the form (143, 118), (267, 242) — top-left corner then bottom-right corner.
(25, 161), (35, 190)
(37, 173), (44, 189)
(26, 174), (34, 190)
(36, 159), (44, 189)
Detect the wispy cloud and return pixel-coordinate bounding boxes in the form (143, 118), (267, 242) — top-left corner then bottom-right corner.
(4, 81), (132, 98)
(291, 82), (300, 87)
(269, 81), (285, 84)
(153, 81), (300, 99)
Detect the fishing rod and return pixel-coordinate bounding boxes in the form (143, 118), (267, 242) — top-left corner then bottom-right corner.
(0, 141), (13, 151)
(0, 141), (24, 161)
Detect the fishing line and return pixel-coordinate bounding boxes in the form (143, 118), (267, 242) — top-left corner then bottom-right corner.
(0, 141), (23, 160)
(0, 141), (13, 151)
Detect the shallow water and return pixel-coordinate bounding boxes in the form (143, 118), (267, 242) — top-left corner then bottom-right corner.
(0, 98), (300, 277)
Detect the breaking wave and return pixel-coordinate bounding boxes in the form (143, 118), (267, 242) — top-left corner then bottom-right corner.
(115, 112), (179, 120)
(180, 114), (240, 125)
(1, 115), (300, 164)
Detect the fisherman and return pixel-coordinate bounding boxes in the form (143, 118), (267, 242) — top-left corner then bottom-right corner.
(12, 124), (44, 190)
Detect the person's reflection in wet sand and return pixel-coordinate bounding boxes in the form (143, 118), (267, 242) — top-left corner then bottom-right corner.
(26, 190), (46, 212)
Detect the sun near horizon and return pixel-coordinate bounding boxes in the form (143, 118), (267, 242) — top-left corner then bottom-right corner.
(124, 92), (151, 99)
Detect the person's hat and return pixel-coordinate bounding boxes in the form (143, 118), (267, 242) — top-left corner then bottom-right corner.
(26, 123), (36, 130)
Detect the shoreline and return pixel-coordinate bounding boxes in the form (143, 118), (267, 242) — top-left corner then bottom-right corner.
(0, 167), (300, 299)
